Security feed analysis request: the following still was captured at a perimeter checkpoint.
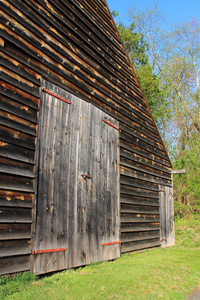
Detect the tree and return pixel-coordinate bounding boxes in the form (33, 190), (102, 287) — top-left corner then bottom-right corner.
(114, 7), (200, 213)
(112, 11), (168, 126)
(127, 6), (200, 212)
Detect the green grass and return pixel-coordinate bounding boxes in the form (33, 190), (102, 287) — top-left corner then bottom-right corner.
(1, 216), (200, 300)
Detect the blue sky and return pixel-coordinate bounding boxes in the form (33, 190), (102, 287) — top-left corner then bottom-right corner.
(107, 0), (200, 27)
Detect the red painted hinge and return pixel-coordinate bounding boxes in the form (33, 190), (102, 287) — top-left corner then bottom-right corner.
(102, 119), (119, 130)
(32, 248), (67, 255)
(42, 88), (71, 104)
(101, 241), (121, 246)
(81, 174), (91, 179)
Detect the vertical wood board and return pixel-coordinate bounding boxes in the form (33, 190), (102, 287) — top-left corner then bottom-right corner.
(33, 80), (120, 274)
(159, 185), (175, 247)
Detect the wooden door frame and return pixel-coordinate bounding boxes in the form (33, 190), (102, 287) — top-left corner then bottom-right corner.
(31, 81), (42, 273)
(31, 79), (121, 274)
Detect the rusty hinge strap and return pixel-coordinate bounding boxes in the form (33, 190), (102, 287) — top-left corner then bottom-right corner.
(81, 174), (91, 179)
(159, 189), (165, 192)
(102, 119), (119, 130)
(160, 239), (166, 242)
(101, 241), (122, 246)
(42, 88), (71, 104)
(32, 248), (67, 255)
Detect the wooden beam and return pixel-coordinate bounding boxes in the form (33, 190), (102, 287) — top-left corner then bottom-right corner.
(172, 169), (186, 174)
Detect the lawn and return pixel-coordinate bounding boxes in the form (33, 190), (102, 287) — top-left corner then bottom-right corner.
(1, 215), (200, 300)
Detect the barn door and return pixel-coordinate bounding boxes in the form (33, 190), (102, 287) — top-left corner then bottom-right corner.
(159, 185), (175, 248)
(32, 80), (120, 274)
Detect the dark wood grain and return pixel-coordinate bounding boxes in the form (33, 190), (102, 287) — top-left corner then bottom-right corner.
(0, 255), (30, 275)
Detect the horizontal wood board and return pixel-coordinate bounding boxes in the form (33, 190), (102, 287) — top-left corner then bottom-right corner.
(0, 44), (40, 275)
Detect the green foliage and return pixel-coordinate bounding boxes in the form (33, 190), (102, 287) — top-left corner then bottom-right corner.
(116, 20), (148, 66)
(173, 135), (200, 214)
(175, 214), (200, 248)
(113, 8), (200, 216)
(112, 11), (168, 125)
(0, 272), (37, 299)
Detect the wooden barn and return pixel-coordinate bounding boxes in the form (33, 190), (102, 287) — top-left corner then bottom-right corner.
(0, 0), (175, 275)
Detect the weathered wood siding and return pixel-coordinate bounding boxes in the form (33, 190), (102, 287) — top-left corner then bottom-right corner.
(33, 81), (120, 275)
(159, 185), (175, 248)
(0, 0), (172, 274)
(0, 46), (40, 274)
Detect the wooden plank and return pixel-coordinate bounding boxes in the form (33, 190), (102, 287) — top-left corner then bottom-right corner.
(0, 81), (39, 110)
(70, 0), (122, 47)
(1, 16), (151, 132)
(120, 194), (160, 207)
(3, 28), (144, 110)
(0, 190), (33, 208)
(0, 141), (35, 164)
(1, 5), (151, 132)
(120, 166), (172, 187)
(121, 239), (161, 253)
(0, 94), (38, 124)
(4, 41), (147, 121)
(0, 157), (34, 178)
(120, 131), (167, 160)
(172, 169), (186, 174)
(98, 108), (106, 262)
(0, 50), (40, 86)
(120, 175), (159, 191)
(33, 252), (67, 275)
(34, 80), (72, 273)
(120, 156), (171, 180)
(46, 0), (128, 68)
(121, 185), (159, 199)
(89, 103), (99, 264)
(167, 186), (175, 246)
(120, 139), (170, 168)
(120, 148), (171, 174)
(1, 40), (152, 140)
(0, 255), (30, 275)
(0, 110), (37, 137)
(0, 125), (36, 150)
(0, 223), (32, 240)
(91, 0), (111, 17)
(121, 230), (160, 243)
(119, 121), (160, 144)
(77, 0), (116, 35)
(1, 2), (142, 102)
(0, 7), (147, 123)
(121, 203), (159, 215)
(1, 66), (39, 98)
(159, 186), (166, 245)
(76, 99), (89, 266)
(0, 207), (32, 223)
(0, 174), (34, 192)
(159, 185), (175, 248)
(121, 213), (160, 223)
(121, 222), (160, 233)
(120, 123), (163, 150)
(0, 239), (31, 257)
